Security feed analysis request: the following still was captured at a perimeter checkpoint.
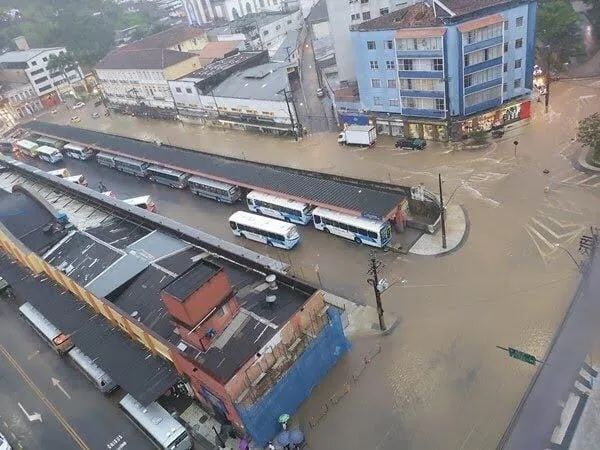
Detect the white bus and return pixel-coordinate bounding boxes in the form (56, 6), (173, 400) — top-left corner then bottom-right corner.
(188, 175), (240, 203)
(119, 394), (192, 450)
(312, 207), (392, 248)
(36, 145), (64, 164)
(18, 302), (73, 355)
(114, 156), (149, 177)
(147, 165), (190, 189)
(246, 190), (313, 225)
(97, 152), (116, 168)
(36, 136), (66, 149)
(229, 211), (300, 249)
(63, 143), (95, 160)
(67, 347), (117, 393)
(15, 139), (39, 157)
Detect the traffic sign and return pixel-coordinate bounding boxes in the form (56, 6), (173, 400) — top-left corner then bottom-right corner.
(508, 347), (537, 365)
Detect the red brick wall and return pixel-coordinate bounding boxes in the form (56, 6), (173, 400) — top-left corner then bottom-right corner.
(172, 352), (244, 428)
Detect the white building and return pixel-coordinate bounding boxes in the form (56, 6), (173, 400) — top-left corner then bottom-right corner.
(0, 46), (83, 109)
(170, 59), (298, 134)
(184, 0), (284, 24)
(326, 0), (418, 82)
(96, 48), (203, 116)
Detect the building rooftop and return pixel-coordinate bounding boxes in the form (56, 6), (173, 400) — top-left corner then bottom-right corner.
(353, 2), (443, 31)
(177, 51), (265, 82)
(125, 25), (206, 51)
(212, 61), (289, 100)
(307, 0), (328, 24)
(0, 47), (63, 63)
(208, 10), (299, 37)
(96, 48), (198, 70)
(441, 0), (515, 16)
(163, 261), (222, 302)
(271, 30), (300, 62)
(195, 40), (243, 65)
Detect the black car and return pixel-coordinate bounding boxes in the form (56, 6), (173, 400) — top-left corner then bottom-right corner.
(395, 138), (426, 150)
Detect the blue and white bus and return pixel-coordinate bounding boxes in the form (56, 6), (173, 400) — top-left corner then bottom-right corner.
(36, 145), (64, 164)
(188, 175), (241, 203)
(312, 207), (392, 248)
(147, 165), (190, 189)
(63, 143), (95, 160)
(246, 190), (313, 225)
(113, 155), (149, 177)
(229, 211), (300, 249)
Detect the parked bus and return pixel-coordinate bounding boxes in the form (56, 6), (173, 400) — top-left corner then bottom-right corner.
(15, 139), (39, 157)
(64, 174), (88, 186)
(97, 152), (116, 168)
(311, 207), (392, 248)
(18, 302), (73, 355)
(47, 168), (70, 178)
(67, 347), (117, 393)
(228, 211), (300, 249)
(119, 394), (192, 450)
(36, 136), (66, 149)
(0, 138), (13, 153)
(188, 175), (240, 203)
(147, 165), (190, 189)
(246, 190), (313, 225)
(123, 195), (157, 213)
(36, 145), (64, 164)
(114, 155), (149, 177)
(63, 143), (95, 160)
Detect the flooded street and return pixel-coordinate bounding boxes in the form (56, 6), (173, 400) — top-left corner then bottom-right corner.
(29, 77), (600, 449)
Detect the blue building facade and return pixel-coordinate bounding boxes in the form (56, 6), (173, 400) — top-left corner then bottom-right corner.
(350, 0), (537, 140)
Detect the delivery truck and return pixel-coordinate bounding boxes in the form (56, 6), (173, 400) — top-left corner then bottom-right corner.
(337, 125), (377, 146)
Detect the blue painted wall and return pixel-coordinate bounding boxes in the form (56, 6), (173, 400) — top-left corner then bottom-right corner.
(236, 308), (351, 447)
(502, 2), (533, 100)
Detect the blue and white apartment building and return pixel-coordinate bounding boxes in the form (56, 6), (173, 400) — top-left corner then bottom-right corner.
(349, 0), (537, 140)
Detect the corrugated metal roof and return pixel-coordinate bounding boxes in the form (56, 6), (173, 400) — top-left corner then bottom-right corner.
(24, 122), (404, 218)
(126, 230), (190, 262)
(86, 253), (151, 298)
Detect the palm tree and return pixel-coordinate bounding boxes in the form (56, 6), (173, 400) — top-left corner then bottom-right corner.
(46, 52), (78, 87)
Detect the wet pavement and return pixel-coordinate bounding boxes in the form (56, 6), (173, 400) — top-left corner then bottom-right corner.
(28, 78), (600, 449)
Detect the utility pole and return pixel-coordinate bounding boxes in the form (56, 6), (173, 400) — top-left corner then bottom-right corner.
(545, 45), (552, 113)
(281, 89), (298, 141)
(438, 173), (447, 249)
(367, 257), (386, 331)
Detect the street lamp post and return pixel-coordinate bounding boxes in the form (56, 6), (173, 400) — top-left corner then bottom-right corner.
(438, 173), (447, 249)
(544, 45), (552, 113)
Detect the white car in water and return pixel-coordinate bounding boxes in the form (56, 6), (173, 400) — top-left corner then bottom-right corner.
(73, 101), (85, 109)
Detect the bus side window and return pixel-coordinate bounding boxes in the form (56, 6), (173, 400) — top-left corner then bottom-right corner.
(313, 215), (321, 224)
(247, 198), (253, 206)
(229, 221), (237, 230)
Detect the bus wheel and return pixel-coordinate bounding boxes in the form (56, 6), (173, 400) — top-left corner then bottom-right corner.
(354, 237), (362, 244)
(324, 228), (330, 233)
(267, 240), (273, 246)
(284, 217), (290, 223)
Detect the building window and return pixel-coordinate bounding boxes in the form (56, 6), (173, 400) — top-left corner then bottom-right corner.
(514, 78), (521, 88)
(464, 85), (502, 107)
(367, 41), (376, 50)
(400, 78), (444, 91)
(504, 42), (508, 52)
(433, 59), (443, 71)
(464, 45), (502, 66)
(30, 68), (44, 76)
(516, 16), (523, 27)
(371, 78), (381, 88)
(396, 37), (442, 51)
(385, 40), (393, 50)
(515, 38), (523, 49)
(463, 66), (501, 88)
(361, 0), (369, 3)
(42, 57), (48, 62)
(503, 63), (507, 72)
(504, 20), (508, 31)
(399, 59), (413, 70)
(503, 83), (507, 92)
(362, 11), (371, 20)
(389, 98), (399, 106)
(38, 84), (52, 92)
(374, 96), (382, 105)
(435, 98), (445, 110)
(30, 61), (37, 67)
(515, 59), (522, 69)
(465, 23), (503, 45)
(276, 25), (281, 31)
(387, 79), (397, 88)
(351, 13), (360, 20)
(369, 60), (379, 69)
(186, 88), (192, 93)
(386, 60), (395, 70)
(380, 7), (389, 14)
(263, 30), (269, 36)
(34, 76), (48, 84)
(404, 97), (416, 108)
(175, 87), (182, 93)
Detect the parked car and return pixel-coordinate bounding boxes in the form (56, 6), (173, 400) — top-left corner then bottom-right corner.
(395, 138), (426, 150)
(70, 116), (81, 123)
(50, 109), (57, 115)
(316, 88), (325, 98)
(92, 112), (100, 119)
(73, 102), (85, 109)
(0, 431), (12, 450)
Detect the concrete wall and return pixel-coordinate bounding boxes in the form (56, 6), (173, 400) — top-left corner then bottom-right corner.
(311, 20), (330, 40)
(236, 307), (351, 446)
(197, 94), (292, 123)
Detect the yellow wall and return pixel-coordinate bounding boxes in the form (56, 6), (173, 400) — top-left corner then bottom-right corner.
(167, 35), (208, 53)
(164, 55), (204, 80)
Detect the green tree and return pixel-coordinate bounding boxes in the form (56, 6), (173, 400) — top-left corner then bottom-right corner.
(537, 0), (584, 70)
(577, 113), (600, 162)
(46, 51), (78, 85)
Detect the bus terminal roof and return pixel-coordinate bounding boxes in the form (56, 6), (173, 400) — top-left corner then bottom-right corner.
(23, 122), (405, 219)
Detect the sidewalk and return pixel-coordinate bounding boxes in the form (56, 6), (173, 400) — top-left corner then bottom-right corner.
(577, 146), (600, 172)
(409, 204), (468, 256)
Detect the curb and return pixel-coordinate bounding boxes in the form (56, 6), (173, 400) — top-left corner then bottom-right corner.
(435, 205), (471, 257)
(576, 147), (600, 173)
